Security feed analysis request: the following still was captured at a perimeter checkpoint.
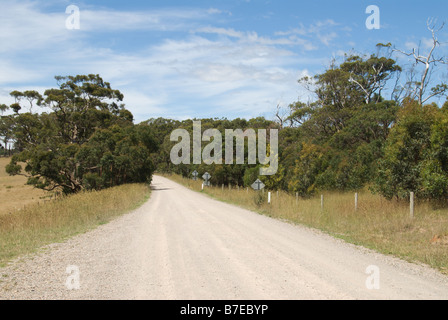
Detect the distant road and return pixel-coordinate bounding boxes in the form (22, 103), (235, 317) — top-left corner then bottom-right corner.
(2, 175), (448, 299)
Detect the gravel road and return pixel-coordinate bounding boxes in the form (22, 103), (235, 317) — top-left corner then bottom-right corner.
(1, 175), (448, 300)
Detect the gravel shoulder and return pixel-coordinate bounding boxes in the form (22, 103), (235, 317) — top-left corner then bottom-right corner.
(1, 175), (448, 300)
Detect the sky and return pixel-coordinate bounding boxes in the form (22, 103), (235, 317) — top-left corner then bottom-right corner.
(1, 0), (447, 123)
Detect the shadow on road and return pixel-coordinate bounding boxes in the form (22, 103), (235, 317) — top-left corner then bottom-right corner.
(150, 184), (172, 191)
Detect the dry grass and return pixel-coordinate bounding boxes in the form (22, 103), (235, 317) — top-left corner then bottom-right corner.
(0, 183), (150, 266)
(0, 157), (50, 215)
(164, 173), (448, 274)
(0, 157), (151, 266)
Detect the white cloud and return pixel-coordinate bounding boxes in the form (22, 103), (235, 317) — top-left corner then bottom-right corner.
(318, 32), (338, 46)
(195, 26), (244, 38)
(422, 37), (436, 50)
(79, 7), (213, 32)
(275, 19), (341, 47)
(0, 1), (226, 55)
(194, 26), (317, 50)
(405, 41), (418, 50)
(0, 61), (45, 86)
(0, 0), (318, 122)
(404, 38), (438, 52)
(0, 1), (70, 54)
(121, 89), (167, 116)
(206, 8), (230, 15)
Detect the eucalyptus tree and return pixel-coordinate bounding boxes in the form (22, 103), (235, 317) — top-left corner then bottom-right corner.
(6, 74), (156, 194)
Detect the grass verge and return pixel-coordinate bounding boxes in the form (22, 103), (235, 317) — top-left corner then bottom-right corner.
(0, 183), (150, 267)
(162, 173), (448, 275)
(0, 157), (49, 215)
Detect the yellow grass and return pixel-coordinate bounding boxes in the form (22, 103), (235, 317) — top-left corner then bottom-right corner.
(0, 158), (151, 266)
(0, 183), (150, 266)
(0, 157), (50, 215)
(164, 173), (448, 274)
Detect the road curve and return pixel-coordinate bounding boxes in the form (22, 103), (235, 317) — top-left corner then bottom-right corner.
(1, 175), (448, 300)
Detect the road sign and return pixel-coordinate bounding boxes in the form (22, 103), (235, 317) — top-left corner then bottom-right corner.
(251, 179), (265, 191)
(202, 172), (211, 181)
(202, 172), (211, 187)
(192, 170), (198, 180)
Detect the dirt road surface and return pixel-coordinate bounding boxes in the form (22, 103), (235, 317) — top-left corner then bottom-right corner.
(1, 175), (448, 300)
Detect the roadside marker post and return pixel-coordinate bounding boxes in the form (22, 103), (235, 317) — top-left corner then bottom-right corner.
(202, 172), (211, 187)
(251, 179), (267, 204)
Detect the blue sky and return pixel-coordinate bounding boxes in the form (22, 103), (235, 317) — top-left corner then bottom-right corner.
(1, 0), (447, 123)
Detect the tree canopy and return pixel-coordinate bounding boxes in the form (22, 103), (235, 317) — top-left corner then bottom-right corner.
(4, 74), (157, 194)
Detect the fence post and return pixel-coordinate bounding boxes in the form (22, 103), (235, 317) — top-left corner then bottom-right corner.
(355, 192), (358, 211)
(410, 192), (414, 218)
